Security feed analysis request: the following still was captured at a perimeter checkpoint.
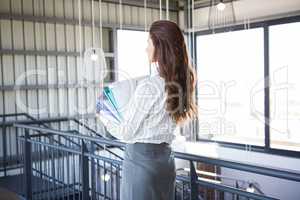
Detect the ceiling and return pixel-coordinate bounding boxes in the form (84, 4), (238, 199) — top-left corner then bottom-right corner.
(94, 0), (239, 11)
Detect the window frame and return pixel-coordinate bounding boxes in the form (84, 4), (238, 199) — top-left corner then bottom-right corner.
(194, 15), (300, 158)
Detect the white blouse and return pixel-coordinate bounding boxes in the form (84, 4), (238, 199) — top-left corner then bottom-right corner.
(98, 75), (177, 144)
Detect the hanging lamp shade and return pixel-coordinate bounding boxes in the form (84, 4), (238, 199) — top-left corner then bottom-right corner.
(208, 0), (237, 31)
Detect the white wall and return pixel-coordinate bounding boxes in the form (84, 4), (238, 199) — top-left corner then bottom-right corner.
(0, 0), (178, 120)
(0, 0), (178, 159)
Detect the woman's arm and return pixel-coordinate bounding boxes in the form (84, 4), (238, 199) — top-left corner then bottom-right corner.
(97, 79), (161, 141)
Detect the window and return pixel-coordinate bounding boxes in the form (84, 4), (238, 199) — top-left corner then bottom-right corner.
(269, 22), (300, 151)
(117, 30), (150, 81)
(196, 28), (265, 146)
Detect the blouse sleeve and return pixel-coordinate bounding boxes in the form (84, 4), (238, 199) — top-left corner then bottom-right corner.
(98, 79), (161, 141)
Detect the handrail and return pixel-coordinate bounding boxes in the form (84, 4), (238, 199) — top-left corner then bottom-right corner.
(71, 118), (101, 137)
(18, 137), (123, 167)
(0, 116), (78, 147)
(14, 123), (300, 183)
(70, 129), (124, 160)
(176, 175), (278, 200)
(0, 112), (29, 118)
(1, 113), (123, 161)
(1, 113), (110, 141)
(174, 152), (300, 183)
(0, 116), (70, 126)
(15, 124), (126, 147)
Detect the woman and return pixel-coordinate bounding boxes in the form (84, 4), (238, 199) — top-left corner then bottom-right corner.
(99, 20), (197, 200)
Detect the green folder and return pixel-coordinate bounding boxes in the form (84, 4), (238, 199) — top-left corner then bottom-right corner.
(103, 86), (123, 120)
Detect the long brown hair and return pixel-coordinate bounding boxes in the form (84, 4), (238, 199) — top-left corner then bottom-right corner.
(149, 20), (197, 125)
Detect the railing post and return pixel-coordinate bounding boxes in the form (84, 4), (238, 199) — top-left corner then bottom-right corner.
(81, 139), (90, 200)
(116, 165), (120, 200)
(189, 161), (198, 200)
(235, 181), (240, 200)
(91, 141), (96, 200)
(2, 122), (7, 176)
(24, 129), (32, 200)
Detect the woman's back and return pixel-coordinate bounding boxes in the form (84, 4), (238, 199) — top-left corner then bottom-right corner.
(134, 75), (177, 144)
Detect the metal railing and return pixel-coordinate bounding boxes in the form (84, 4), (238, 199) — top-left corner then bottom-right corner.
(0, 113), (122, 176)
(13, 123), (300, 200)
(17, 125), (123, 200)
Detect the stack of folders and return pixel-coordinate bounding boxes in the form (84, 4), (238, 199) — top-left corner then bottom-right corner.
(96, 75), (148, 125)
(96, 86), (123, 124)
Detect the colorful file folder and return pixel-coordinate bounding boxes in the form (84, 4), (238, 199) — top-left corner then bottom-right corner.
(96, 75), (148, 125)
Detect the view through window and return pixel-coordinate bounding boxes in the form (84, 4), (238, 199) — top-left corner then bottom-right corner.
(117, 30), (150, 81)
(269, 22), (300, 151)
(196, 28), (265, 146)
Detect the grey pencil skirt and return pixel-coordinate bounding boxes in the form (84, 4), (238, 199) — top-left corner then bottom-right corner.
(120, 142), (176, 200)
